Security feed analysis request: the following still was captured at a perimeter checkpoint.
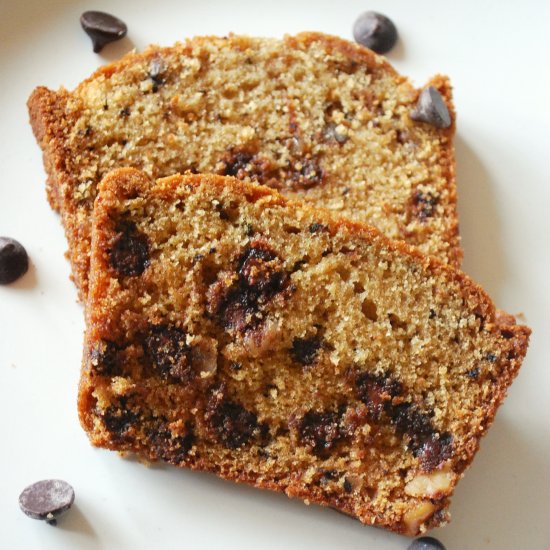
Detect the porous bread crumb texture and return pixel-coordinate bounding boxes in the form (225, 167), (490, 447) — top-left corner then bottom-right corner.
(28, 32), (460, 298)
(79, 169), (529, 536)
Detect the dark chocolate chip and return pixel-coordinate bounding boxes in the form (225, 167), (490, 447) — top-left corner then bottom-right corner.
(109, 221), (150, 277)
(207, 394), (265, 449)
(407, 536), (447, 550)
(298, 409), (345, 457)
(206, 241), (290, 334)
(308, 223), (328, 234)
(119, 107), (130, 118)
(409, 190), (440, 222)
(417, 432), (453, 471)
(290, 336), (323, 366)
(353, 11), (398, 54)
(80, 11), (127, 53)
(343, 478), (353, 493)
(144, 324), (192, 382)
(19, 480), (75, 525)
(148, 422), (195, 465)
(355, 372), (401, 420)
(89, 340), (121, 376)
(0, 237), (29, 285)
(466, 367), (480, 378)
(222, 149), (254, 178)
(102, 400), (138, 442)
(410, 87), (451, 129)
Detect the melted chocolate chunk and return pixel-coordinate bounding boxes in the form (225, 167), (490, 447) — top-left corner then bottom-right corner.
(206, 241), (290, 334)
(290, 336), (323, 366)
(109, 221), (150, 277)
(298, 409), (345, 457)
(355, 373), (401, 420)
(417, 432), (453, 471)
(89, 340), (121, 376)
(102, 400), (138, 442)
(221, 148), (255, 178)
(148, 422), (195, 465)
(355, 371), (453, 470)
(206, 392), (266, 449)
(144, 324), (192, 382)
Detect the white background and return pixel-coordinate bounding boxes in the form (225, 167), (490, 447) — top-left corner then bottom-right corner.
(1, 1), (549, 548)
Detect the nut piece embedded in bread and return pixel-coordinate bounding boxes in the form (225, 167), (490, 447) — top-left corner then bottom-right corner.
(28, 32), (460, 298)
(78, 168), (529, 536)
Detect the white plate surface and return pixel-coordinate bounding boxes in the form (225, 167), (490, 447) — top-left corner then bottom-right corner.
(1, 1), (549, 548)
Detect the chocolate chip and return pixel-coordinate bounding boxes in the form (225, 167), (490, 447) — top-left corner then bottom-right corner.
(308, 223), (328, 234)
(485, 352), (497, 362)
(89, 340), (121, 376)
(355, 372), (401, 420)
(119, 107), (130, 118)
(353, 11), (398, 54)
(148, 421), (195, 465)
(298, 409), (345, 457)
(19, 480), (75, 525)
(289, 157), (324, 190)
(221, 149), (255, 178)
(144, 324), (192, 382)
(417, 432), (453, 471)
(0, 237), (29, 285)
(343, 478), (353, 493)
(466, 367), (480, 378)
(409, 190), (440, 222)
(206, 241), (290, 334)
(102, 400), (138, 442)
(206, 392), (266, 449)
(147, 58), (166, 92)
(80, 11), (127, 53)
(407, 536), (447, 550)
(109, 221), (150, 277)
(290, 336), (323, 366)
(410, 87), (451, 129)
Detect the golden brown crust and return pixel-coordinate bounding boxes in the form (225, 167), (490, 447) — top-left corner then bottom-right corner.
(28, 33), (462, 299)
(27, 87), (71, 212)
(80, 168), (528, 536)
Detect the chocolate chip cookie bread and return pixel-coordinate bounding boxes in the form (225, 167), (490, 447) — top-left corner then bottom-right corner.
(28, 32), (459, 298)
(79, 168), (529, 536)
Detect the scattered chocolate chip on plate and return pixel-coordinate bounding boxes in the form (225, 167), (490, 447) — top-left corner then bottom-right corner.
(19, 479), (75, 525)
(410, 87), (452, 129)
(80, 11), (127, 53)
(407, 536), (447, 550)
(0, 236), (29, 285)
(353, 11), (398, 54)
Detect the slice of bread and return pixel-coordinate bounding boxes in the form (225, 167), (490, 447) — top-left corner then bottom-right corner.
(79, 168), (528, 536)
(28, 32), (460, 298)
